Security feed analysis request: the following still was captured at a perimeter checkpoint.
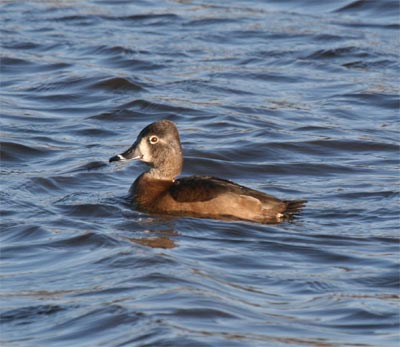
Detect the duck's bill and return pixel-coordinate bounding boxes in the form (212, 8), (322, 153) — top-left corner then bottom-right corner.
(109, 144), (142, 163)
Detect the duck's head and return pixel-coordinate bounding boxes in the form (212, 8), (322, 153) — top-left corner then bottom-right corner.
(109, 120), (183, 180)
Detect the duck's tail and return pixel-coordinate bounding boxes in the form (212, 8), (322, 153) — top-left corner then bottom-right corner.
(283, 200), (307, 220)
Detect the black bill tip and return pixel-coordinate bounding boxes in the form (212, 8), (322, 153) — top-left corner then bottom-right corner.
(109, 154), (124, 163)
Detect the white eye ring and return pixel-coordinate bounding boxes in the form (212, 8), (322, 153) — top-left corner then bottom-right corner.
(149, 136), (159, 144)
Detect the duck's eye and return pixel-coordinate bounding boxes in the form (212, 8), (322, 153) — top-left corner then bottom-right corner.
(149, 136), (159, 144)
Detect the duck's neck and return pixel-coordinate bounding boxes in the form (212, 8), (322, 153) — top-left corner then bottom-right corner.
(146, 168), (176, 181)
(147, 157), (182, 181)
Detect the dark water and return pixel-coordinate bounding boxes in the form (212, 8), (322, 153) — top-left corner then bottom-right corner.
(1, 0), (399, 346)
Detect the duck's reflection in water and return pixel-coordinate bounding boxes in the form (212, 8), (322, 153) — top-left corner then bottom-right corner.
(125, 228), (177, 249)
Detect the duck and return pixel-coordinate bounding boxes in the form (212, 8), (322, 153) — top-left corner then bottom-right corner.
(109, 120), (305, 224)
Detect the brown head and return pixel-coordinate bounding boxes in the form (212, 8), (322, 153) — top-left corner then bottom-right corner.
(109, 120), (183, 180)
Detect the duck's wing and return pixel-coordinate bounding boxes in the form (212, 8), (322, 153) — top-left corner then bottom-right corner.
(170, 176), (281, 204)
(169, 176), (225, 202)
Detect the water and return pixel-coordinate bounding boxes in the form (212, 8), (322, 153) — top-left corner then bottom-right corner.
(1, 0), (399, 346)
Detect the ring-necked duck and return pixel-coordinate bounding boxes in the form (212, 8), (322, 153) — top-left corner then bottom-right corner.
(109, 120), (305, 224)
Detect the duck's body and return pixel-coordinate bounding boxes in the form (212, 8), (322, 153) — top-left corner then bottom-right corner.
(110, 120), (305, 224)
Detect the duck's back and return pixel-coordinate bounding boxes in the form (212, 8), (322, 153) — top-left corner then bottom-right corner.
(170, 176), (282, 205)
